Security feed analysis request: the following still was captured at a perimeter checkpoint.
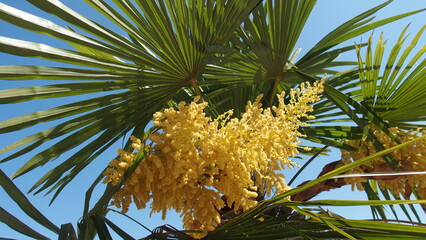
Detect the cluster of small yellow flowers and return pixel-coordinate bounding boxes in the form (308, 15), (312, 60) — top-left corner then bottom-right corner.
(103, 81), (324, 236)
(341, 126), (426, 198)
(103, 136), (141, 186)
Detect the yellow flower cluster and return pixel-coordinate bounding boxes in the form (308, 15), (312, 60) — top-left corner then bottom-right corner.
(103, 81), (324, 235)
(341, 126), (426, 198)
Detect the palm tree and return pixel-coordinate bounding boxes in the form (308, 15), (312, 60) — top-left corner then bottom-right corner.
(0, 0), (425, 239)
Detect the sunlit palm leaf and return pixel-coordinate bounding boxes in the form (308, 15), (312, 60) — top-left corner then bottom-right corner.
(204, 0), (317, 115)
(0, 66), (144, 81)
(297, 3), (425, 130)
(0, 82), (138, 103)
(356, 24), (426, 126)
(299, 2), (425, 63)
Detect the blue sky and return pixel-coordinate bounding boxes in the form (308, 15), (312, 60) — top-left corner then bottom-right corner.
(0, 0), (425, 239)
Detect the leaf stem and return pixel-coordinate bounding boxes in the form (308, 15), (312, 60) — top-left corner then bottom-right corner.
(268, 71), (283, 107)
(189, 77), (203, 97)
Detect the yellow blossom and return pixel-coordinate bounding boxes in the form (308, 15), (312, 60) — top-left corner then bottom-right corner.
(103, 80), (324, 237)
(341, 126), (426, 198)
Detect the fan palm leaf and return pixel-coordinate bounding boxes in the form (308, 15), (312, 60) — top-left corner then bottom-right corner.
(355, 24), (426, 126)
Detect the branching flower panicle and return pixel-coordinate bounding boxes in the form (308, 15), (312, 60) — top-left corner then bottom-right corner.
(103, 80), (324, 236)
(341, 126), (426, 198)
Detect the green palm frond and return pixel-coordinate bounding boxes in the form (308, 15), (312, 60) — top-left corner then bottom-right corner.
(297, 4), (425, 130)
(202, 0), (317, 115)
(295, 26), (425, 154)
(356, 24), (426, 127)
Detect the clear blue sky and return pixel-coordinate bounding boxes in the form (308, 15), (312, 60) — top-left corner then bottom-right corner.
(0, 1), (425, 239)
